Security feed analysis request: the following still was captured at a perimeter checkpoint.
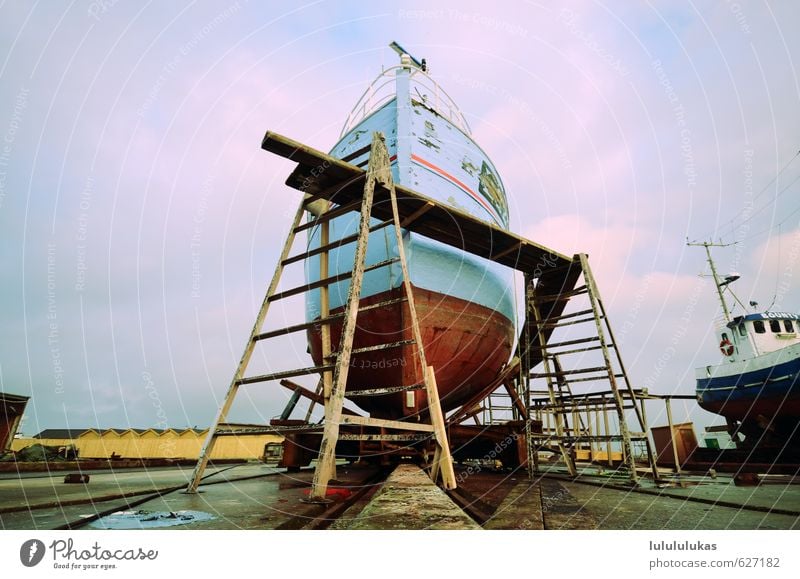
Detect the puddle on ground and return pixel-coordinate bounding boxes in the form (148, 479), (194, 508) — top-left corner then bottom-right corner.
(89, 510), (215, 529)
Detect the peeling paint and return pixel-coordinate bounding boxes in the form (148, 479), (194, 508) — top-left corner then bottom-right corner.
(445, 195), (467, 212)
(418, 137), (440, 150)
(347, 129), (367, 145)
(461, 158), (479, 176)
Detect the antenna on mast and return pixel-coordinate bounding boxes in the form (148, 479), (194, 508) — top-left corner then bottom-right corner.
(389, 41), (426, 71)
(687, 240), (736, 322)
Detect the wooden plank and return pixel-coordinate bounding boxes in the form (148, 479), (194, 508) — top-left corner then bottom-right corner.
(237, 364), (336, 384)
(278, 380), (360, 416)
(340, 415), (435, 433)
(261, 131), (571, 275)
(252, 312), (345, 341)
(283, 219), (392, 265)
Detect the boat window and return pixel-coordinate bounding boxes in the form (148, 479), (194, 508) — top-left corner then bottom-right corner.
(784, 320), (794, 332)
(738, 324), (747, 337)
(770, 320), (781, 333)
(753, 320), (766, 334)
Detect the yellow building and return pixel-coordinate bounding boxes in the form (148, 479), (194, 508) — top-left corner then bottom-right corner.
(11, 425), (282, 461)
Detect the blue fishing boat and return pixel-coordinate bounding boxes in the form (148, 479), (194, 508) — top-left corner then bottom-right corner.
(694, 243), (800, 444)
(304, 43), (516, 419)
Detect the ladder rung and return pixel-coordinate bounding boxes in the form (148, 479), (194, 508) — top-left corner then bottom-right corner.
(347, 383), (426, 397)
(544, 336), (600, 349)
(534, 285), (588, 303)
(338, 433), (430, 442)
(530, 366), (609, 378)
(547, 344), (605, 356)
(358, 295), (408, 312)
(540, 308), (595, 324)
(537, 315), (599, 329)
(268, 258), (399, 302)
(237, 364), (336, 385)
(346, 339), (415, 356)
(544, 374), (623, 385)
(253, 297), (409, 342)
(283, 219), (392, 266)
(294, 199), (363, 233)
(254, 313), (345, 341)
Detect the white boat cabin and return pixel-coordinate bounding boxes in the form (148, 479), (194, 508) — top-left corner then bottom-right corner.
(717, 312), (800, 361)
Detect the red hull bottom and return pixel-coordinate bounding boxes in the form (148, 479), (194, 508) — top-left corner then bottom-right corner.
(308, 286), (515, 419)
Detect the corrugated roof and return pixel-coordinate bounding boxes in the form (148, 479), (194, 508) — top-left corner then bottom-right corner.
(32, 429), (88, 439)
(32, 427), (208, 439)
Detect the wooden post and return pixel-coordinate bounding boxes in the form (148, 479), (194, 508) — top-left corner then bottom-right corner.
(308, 139), (378, 501)
(602, 396), (613, 467)
(318, 218), (336, 480)
(427, 367), (456, 489)
(665, 398), (682, 474)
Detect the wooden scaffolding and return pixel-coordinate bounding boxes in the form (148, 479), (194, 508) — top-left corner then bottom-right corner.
(520, 254), (660, 484)
(187, 128), (660, 498)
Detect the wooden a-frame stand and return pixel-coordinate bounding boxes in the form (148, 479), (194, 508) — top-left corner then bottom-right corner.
(186, 132), (456, 499)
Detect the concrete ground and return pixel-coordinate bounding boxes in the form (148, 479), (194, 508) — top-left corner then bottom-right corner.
(1, 462), (797, 530)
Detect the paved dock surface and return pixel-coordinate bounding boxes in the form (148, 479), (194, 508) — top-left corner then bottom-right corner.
(1, 462), (798, 530)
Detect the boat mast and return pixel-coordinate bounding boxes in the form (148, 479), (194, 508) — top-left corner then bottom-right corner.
(688, 241), (733, 322)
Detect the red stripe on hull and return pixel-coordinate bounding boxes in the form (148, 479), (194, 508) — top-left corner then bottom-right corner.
(308, 287), (514, 419)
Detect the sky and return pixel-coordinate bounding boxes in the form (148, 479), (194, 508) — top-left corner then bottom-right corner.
(1, 0), (799, 438)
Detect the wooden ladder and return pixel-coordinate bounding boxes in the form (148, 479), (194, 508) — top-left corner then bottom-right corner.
(524, 254), (659, 484)
(185, 132), (456, 497)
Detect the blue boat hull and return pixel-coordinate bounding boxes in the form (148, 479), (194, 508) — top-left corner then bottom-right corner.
(696, 344), (800, 424)
(304, 96), (516, 417)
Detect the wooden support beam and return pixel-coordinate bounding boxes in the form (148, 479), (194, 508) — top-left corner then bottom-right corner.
(279, 380), (360, 416)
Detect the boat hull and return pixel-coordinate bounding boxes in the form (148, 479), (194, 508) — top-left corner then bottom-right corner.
(696, 343), (800, 428)
(308, 286), (515, 418)
(304, 91), (516, 418)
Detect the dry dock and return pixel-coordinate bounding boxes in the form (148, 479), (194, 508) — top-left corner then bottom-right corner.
(1, 462), (798, 530)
